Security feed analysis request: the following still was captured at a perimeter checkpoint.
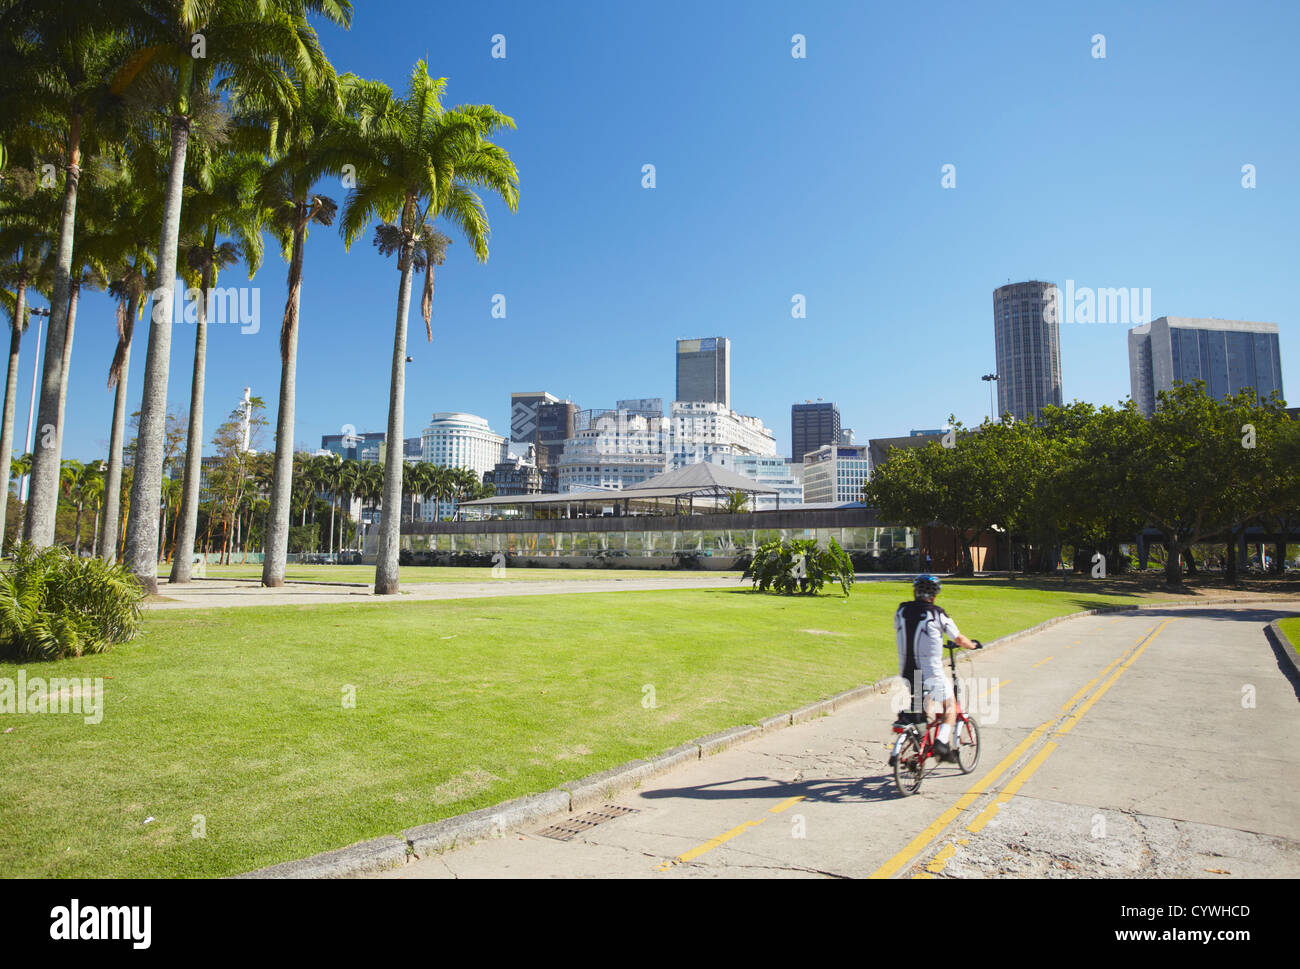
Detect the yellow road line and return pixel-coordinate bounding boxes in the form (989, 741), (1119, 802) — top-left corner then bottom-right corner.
(868, 718), (1058, 879)
(1033, 656), (1053, 668)
(871, 621), (1169, 879)
(1059, 677), (1098, 713)
(1057, 619), (1170, 736)
(770, 795), (805, 814)
(656, 818), (765, 871)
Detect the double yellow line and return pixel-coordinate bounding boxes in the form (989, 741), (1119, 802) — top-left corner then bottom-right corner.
(872, 618), (1172, 879)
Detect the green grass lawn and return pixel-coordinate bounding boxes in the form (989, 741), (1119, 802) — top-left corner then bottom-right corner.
(1279, 617), (1300, 655)
(1, 578), (1166, 878)
(202, 563), (744, 585)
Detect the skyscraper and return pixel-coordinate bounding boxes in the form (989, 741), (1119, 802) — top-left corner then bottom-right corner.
(791, 400), (841, 461)
(1128, 317), (1284, 417)
(992, 281), (1062, 421)
(675, 337), (730, 406)
(510, 391), (558, 444)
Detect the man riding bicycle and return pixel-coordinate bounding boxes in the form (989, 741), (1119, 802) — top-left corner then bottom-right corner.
(895, 574), (977, 763)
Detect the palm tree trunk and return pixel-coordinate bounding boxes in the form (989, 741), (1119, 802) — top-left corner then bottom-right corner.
(170, 256), (211, 583)
(23, 112), (82, 548)
(262, 220), (307, 587)
(124, 109), (191, 593)
(375, 245), (416, 594)
(74, 500), (84, 555)
(0, 279), (26, 556)
(101, 294), (137, 564)
(92, 501), (101, 557)
(53, 281), (80, 455)
(328, 494), (335, 557)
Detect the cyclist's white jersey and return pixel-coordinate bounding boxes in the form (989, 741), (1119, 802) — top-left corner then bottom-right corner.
(894, 599), (961, 703)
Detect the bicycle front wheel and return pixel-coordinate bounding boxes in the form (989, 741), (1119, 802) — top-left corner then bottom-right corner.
(894, 732), (925, 796)
(957, 715), (980, 774)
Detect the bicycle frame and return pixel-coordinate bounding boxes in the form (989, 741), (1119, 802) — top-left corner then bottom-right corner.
(890, 640), (981, 774)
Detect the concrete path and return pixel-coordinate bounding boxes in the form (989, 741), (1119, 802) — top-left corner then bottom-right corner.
(145, 572), (936, 610)
(146, 574), (748, 610)
(373, 604), (1300, 879)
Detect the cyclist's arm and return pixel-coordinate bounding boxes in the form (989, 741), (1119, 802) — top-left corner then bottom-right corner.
(941, 612), (977, 650)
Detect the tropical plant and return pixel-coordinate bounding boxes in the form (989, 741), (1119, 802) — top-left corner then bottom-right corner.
(119, 0), (351, 592)
(255, 78), (346, 586)
(0, 541), (145, 660)
(170, 148), (266, 582)
(0, 176), (47, 555)
(0, 8), (134, 550)
(744, 537), (854, 596)
(318, 61), (519, 593)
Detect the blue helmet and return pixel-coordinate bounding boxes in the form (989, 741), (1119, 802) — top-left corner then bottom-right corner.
(913, 574), (941, 598)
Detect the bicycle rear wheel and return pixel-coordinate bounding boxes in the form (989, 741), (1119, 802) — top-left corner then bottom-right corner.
(956, 715), (980, 773)
(893, 731), (925, 796)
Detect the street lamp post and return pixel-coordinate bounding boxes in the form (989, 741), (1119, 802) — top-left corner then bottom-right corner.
(20, 307), (51, 502)
(981, 373), (999, 423)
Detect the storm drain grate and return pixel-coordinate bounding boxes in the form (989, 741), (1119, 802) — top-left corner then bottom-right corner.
(536, 804), (639, 841)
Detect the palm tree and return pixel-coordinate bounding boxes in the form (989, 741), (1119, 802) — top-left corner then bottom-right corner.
(335, 458), (361, 555)
(119, 0), (350, 592)
(170, 149), (266, 583)
(322, 62), (519, 593)
(0, 181), (48, 555)
(101, 252), (153, 563)
(256, 80), (347, 587)
(84, 465), (106, 557)
(315, 452), (342, 558)
(0, 289), (30, 553)
(69, 461), (103, 555)
(402, 460), (425, 523)
(0, 9), (132, 549)
(357, 461), (383, 551)
(57, 458), (82, 548)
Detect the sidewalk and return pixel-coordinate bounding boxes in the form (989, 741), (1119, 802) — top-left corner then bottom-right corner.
(147, 574), (748, 610)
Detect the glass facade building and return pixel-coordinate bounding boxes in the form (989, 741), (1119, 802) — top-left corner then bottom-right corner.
(1128, 317), (1284, 417)
(993, 281), (1063, 422)
(791, 401), (841, 462)
(675, 337), (730, 407)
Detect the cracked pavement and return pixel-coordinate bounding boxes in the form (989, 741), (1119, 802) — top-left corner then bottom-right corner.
(373, 604), (1300, 879)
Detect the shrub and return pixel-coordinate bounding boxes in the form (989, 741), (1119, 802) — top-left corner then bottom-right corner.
(743, 538), (854, 595)
(0, 543), (146, 660)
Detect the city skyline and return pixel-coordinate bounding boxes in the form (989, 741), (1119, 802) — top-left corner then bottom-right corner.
(25, 1), (1298, 467)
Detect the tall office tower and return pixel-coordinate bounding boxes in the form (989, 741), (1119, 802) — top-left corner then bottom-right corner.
(992, 281), (1062, 421)
(1128, 317), (1284, 417)
(510, 391), (559, 444)
(675, 337), (730, 406)
(535, 399), (578, 471)
(790, 400), (841, 461)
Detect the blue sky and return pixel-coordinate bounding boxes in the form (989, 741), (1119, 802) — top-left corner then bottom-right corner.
(36, 0), (1300, 463)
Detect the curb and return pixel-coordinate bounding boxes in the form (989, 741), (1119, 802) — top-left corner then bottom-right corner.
(238, 593), (1299, 879)
(1265, 619), (1300, 678)
(234, 834), (409, 879)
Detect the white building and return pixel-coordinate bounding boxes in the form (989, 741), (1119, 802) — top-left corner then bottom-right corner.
(421, 412), (508, 519)
(802, 443), (871, 505)
(556, 401), (778, 494)
(665, 400), (777, 469)
(557, 409), (667, 492)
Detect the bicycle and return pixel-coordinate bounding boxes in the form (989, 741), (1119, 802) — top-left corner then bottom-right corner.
(890, 639), (983, 796)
